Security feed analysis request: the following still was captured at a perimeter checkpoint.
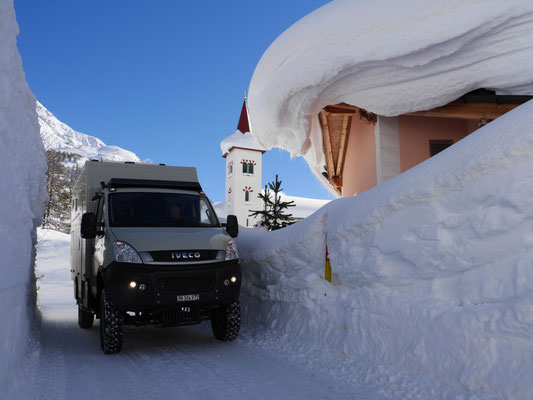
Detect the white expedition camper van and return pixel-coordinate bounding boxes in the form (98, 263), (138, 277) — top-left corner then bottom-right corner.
(70, 161), (241, 354)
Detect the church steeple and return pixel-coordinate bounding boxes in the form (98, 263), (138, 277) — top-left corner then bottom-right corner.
(221, 97), (265, 227)
(237, 99), (251, 134)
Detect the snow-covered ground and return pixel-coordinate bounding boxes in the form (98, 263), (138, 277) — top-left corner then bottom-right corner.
(7, 228), (494, 399)
(237, 100), (533, 399)
(248, 0), (533, 189)
(6, 228), (482, 400)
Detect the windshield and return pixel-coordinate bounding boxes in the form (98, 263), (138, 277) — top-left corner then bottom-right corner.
(108, 192), (220, 228)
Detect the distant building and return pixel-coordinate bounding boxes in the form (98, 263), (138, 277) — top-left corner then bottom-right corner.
(218, 100), (331, 226)
(220, 100), (265, 227)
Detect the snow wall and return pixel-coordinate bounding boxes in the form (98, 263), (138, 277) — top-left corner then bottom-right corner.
(0, 0), (47, 389)
(248, 0), (533, 193)
(238, 101), (533, 399)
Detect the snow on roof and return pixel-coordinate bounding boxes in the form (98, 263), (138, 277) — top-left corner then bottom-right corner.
(247, 0), (533, 189)
(220, 129), (266, 157)
(213, 193), (330, 221)
(280, 193), (331, 219)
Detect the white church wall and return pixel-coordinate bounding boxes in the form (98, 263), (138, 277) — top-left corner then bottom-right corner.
(225, 147), (263, 227)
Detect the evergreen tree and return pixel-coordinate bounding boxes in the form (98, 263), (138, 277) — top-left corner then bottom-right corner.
(42, 150), (73, 233)
(249, 174), (296, 230)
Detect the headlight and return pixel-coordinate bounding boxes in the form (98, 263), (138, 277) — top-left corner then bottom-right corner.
(112, 241), (142, 264)
(225, 240), (239, 261)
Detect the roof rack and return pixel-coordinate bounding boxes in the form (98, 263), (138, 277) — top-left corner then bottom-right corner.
(105, 178), (203, 192)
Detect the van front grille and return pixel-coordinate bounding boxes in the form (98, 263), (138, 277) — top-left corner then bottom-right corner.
(150, 250), (218, 262)
(160, 306), (201, 327)
(158, 276), (215, 294)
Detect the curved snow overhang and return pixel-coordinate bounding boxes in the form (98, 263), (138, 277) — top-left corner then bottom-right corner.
(247, 0), (533, 195)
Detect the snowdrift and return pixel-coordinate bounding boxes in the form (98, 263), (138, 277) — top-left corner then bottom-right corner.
(0, 0), (47, 390)
(238, 101), (533, 399)
(247, 0), (533, 188)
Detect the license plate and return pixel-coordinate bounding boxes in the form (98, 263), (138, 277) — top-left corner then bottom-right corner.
(177, 294), (199, 302)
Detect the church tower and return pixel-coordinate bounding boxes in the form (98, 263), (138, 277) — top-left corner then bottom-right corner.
(220, 99), (265, 227)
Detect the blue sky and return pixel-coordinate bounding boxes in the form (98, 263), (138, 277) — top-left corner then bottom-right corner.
(15, 0), (334, 202)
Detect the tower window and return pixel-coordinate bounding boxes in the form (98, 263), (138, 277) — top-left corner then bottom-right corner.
(245, 190), (250, 203)
(228, 162), (233, 176)
(242, 161), (254, 175)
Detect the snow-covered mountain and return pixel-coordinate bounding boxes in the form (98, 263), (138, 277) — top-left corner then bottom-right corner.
(37, 100), (140, 163)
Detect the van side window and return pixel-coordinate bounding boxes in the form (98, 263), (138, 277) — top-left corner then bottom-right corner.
(200, 199), (212, 225)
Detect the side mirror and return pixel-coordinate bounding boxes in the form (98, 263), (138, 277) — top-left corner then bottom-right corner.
(81, 212), (97, 239)
(226, 215), (239, 238)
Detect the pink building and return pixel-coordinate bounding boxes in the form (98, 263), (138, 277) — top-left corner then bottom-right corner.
(246, 2), (533, 200)
(319, 90), (532, 196)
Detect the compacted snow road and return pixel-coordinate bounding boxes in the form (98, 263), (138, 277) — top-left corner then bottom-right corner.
(6, 230), (358, 400)
(8, 305), (355, 400)
(7, 229), (497, 400)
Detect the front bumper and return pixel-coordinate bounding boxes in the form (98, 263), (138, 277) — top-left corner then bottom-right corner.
(101, 259), (241, 311)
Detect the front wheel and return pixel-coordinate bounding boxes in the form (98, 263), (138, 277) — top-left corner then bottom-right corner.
(78, 305), (94, 329)
(211, 300), (241, 341)
(99, 289), (125, 354)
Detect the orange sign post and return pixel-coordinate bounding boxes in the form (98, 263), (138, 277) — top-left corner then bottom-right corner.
(325, 245), (332, 282)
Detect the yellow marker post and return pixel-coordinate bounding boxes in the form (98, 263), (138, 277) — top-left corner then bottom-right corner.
(325, 245), (332, 282)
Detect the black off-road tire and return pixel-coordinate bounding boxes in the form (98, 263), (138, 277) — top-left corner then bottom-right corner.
(99, 290), (125, 354)
(211, 300), (241, 341)
(78, 305), (94, 329)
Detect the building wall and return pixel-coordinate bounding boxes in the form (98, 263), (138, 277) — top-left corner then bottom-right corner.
(342, 117), (377, 196)
(398, 115), (474, 172)
(225, 148), (263, 227)
(341, 115), (480, 197)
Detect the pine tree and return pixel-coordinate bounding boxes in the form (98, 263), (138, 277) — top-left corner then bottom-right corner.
(249, 174), (296, 230)
(42, 150), (73, 233)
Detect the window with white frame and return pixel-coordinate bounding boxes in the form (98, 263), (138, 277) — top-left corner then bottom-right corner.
(242, 160), (255, 176)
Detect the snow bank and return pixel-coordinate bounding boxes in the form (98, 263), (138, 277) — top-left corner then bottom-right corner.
(238, 101), (533, 399)
(248, 0), (533, 187)
(0, 0), (47, 389)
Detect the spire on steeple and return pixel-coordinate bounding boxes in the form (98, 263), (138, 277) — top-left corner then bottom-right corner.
(220, 97), (265, 157)
(237, 99), (251, 134)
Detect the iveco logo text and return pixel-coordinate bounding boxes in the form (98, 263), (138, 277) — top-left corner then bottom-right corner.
(171, 252), (201, 259)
